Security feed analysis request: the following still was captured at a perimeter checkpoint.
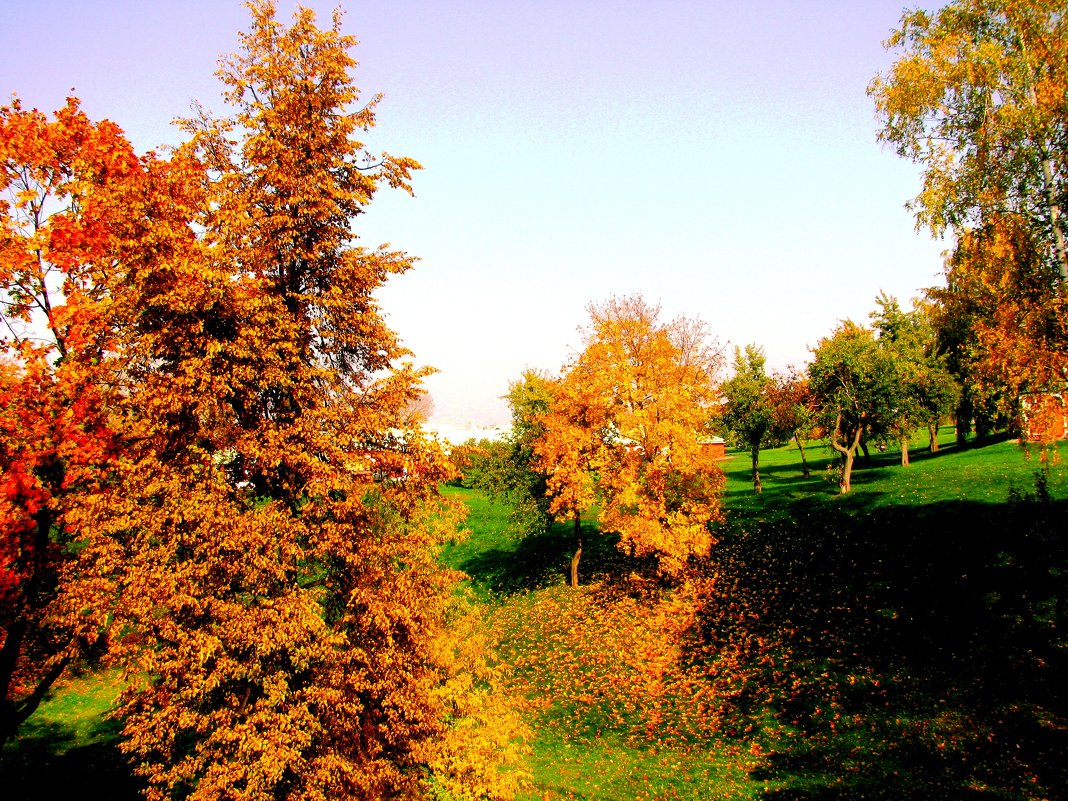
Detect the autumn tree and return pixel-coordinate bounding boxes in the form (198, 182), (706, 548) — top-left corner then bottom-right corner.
(536, 296), (725, 578)
(720, 344), (778, 492)
(929, 215), (1067, 438)
(0, 97), (140, 745)
(4, 3), (524, 797)
(872, 0), (1068, 446)
(533, 372), (599, 588)
(870, 0), (1068, 279)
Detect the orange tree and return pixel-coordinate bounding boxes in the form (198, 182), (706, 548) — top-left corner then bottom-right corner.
(535, 296), (725, 579)
(767, 367), (816, 479)
(930, 215), (1067, 441)
(0, 96), (140, 745)
(2, 3), (524, 798)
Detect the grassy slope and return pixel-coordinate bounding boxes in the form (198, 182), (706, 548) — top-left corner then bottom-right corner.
(444, 431), (1068, 801)
(5, 431), (1065, 800)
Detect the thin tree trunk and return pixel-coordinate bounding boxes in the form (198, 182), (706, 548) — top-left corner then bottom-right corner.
(830, 415), (863, 494)
(751, 444), (762, 493)
(1039, 155), (1068, 280)
(794, 433), (811, 478)
(570, 511), (582, 588)
(1020, 42), (1068, 280)
(900, 434), (911, 467)
(928, 422), (940, 452)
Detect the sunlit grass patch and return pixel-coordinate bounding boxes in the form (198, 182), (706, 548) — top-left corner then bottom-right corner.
(13, 667), (125, 753)
(518, 727), (770, 801)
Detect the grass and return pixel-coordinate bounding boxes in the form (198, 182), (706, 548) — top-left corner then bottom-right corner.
(5, 430), (1066, 800)
(0, 668), (140, 801)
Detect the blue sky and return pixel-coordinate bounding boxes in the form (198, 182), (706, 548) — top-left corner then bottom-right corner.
(2, 1), (946, 426)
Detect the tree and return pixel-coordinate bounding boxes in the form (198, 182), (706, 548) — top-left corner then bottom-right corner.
(929, 215), (1067, 437)
(3, 3), (524, 797)
(536, 296), (725, 577)
(870, 293), (960, 465)
(0, 96), (140, 746)
(873, 1), (1068, 449)
(533, 372), (600, 588)
(767, 367), (817, 478)
(808, 322), (897, 492)
(720, 344), (777, 492)
(870, 0), (1068, 279)
(468, 370), (555, 537)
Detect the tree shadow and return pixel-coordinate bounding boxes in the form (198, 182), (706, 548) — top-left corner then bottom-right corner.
(713, 488), (1068, 800)
(0, 717), (141, 801)
(453, 517), (633, 595)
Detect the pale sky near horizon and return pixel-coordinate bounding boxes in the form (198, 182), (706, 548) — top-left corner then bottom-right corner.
(2, 0), (947, 428)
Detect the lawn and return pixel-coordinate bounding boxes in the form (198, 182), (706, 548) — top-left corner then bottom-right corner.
(4, 431), (1066, 800)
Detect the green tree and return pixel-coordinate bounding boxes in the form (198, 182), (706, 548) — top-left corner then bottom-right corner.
(870, 293), (960, 465)
(721, 344), (778, 492)
(466, 370), (554, 538)
(808, 322), (897, 492)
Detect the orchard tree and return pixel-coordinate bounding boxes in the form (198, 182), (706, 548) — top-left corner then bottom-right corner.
(537, 296), (724, 578)
(720, 344), (777, 492)
(870, 293), (960, 465)
(870, 0), (1068, 279)
(808, 322), (897, 492)
(466, 370), (555, 539)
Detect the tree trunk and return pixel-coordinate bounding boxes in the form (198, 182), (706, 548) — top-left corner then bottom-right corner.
(751, 444), (762, 493)
(928, 422), (940, 452)
(1020, 47), (1068, 280)
(900, 434), (911, 467)
(831, 415), (863, 493)
(570, 511), (582, 588)
(956, 395), (973, 447)
(794, 433), (811, 478)
(0, 505), (69, 748)
(860, 435), (871, 465)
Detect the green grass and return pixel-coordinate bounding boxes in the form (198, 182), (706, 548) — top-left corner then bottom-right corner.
(0, 668), (140, 801)
(518, 728), (768, 801)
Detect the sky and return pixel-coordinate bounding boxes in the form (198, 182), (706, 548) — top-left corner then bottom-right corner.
(2, 0), (948, 429)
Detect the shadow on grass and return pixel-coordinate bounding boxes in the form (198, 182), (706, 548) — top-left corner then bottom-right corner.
(0, 717), (140, 801)
(711, 487), (1068, 801)
(453, 517), (640, 595)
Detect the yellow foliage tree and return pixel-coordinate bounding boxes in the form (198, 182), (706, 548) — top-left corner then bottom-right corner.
(536, 296), (725, 579)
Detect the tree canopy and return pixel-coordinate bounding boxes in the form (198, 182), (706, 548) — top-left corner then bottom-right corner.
(536, 296), (725, 577)
(720, 344), (778, 493)
(870, 0), (1068, 279)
